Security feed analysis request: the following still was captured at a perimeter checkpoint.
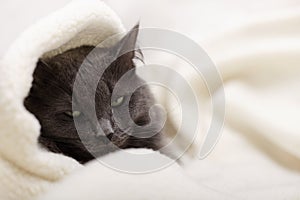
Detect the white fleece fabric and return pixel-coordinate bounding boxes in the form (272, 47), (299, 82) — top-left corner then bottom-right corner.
(1, 0), (300, 200)
(161, 10), (300, 199)
(0, 0), (125, 199)
(0, 1), (224, 200)
(39, 149), (228, 200)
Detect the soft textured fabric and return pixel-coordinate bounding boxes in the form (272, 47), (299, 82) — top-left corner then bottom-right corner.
(1, 0), (300, 199)
(0, 1), (222, 200)
(39, 149), (228, 200)
(0, 0), (125, 199)
(163, 10), (300, 199)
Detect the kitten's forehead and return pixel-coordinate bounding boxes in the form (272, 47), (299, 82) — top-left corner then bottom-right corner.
(37, 30), (140, 112)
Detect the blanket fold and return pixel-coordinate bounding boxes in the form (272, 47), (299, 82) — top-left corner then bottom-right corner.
(0, 0), (125, 199)
(1, 1), (300, 200)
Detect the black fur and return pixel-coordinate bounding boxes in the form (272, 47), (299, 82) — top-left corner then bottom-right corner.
(24, 25), (165, 163)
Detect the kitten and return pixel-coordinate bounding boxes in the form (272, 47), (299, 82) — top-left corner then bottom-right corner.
(24, 25), (166, 164)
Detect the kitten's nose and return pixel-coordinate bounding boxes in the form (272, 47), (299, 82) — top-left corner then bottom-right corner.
(99, 118), (114, 137)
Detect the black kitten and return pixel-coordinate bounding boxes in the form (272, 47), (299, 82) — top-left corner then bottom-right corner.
(24, 25), (165, 163)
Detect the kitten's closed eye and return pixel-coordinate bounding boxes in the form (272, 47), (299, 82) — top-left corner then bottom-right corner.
(64, 111), (82, 118)
(111, 96), (125, 107)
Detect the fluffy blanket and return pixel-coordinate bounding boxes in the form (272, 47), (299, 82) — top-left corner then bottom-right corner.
(0, 0), (224, 199)
(0, 0), (123, 199)
(1, 0), (300, 199)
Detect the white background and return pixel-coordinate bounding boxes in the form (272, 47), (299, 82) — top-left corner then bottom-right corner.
(1, 0), (300, 57)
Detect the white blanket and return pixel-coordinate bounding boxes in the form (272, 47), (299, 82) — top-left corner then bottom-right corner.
(182, 10), (300, 200)
(0, 0), (124, 199)
(1, 0), (300, 199)
(0, 1), (225, 200)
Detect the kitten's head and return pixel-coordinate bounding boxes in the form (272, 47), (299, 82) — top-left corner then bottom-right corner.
(24, 25), (164, 163)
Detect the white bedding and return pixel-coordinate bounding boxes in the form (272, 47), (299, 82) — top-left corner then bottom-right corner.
(0, 1), (125, 199)
(0, 0), (300, 199)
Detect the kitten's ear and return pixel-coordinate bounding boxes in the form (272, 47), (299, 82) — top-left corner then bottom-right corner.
(35, 59), (52, 76)
(115, 23), (140, 59)
(37, 59), (49, 68)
